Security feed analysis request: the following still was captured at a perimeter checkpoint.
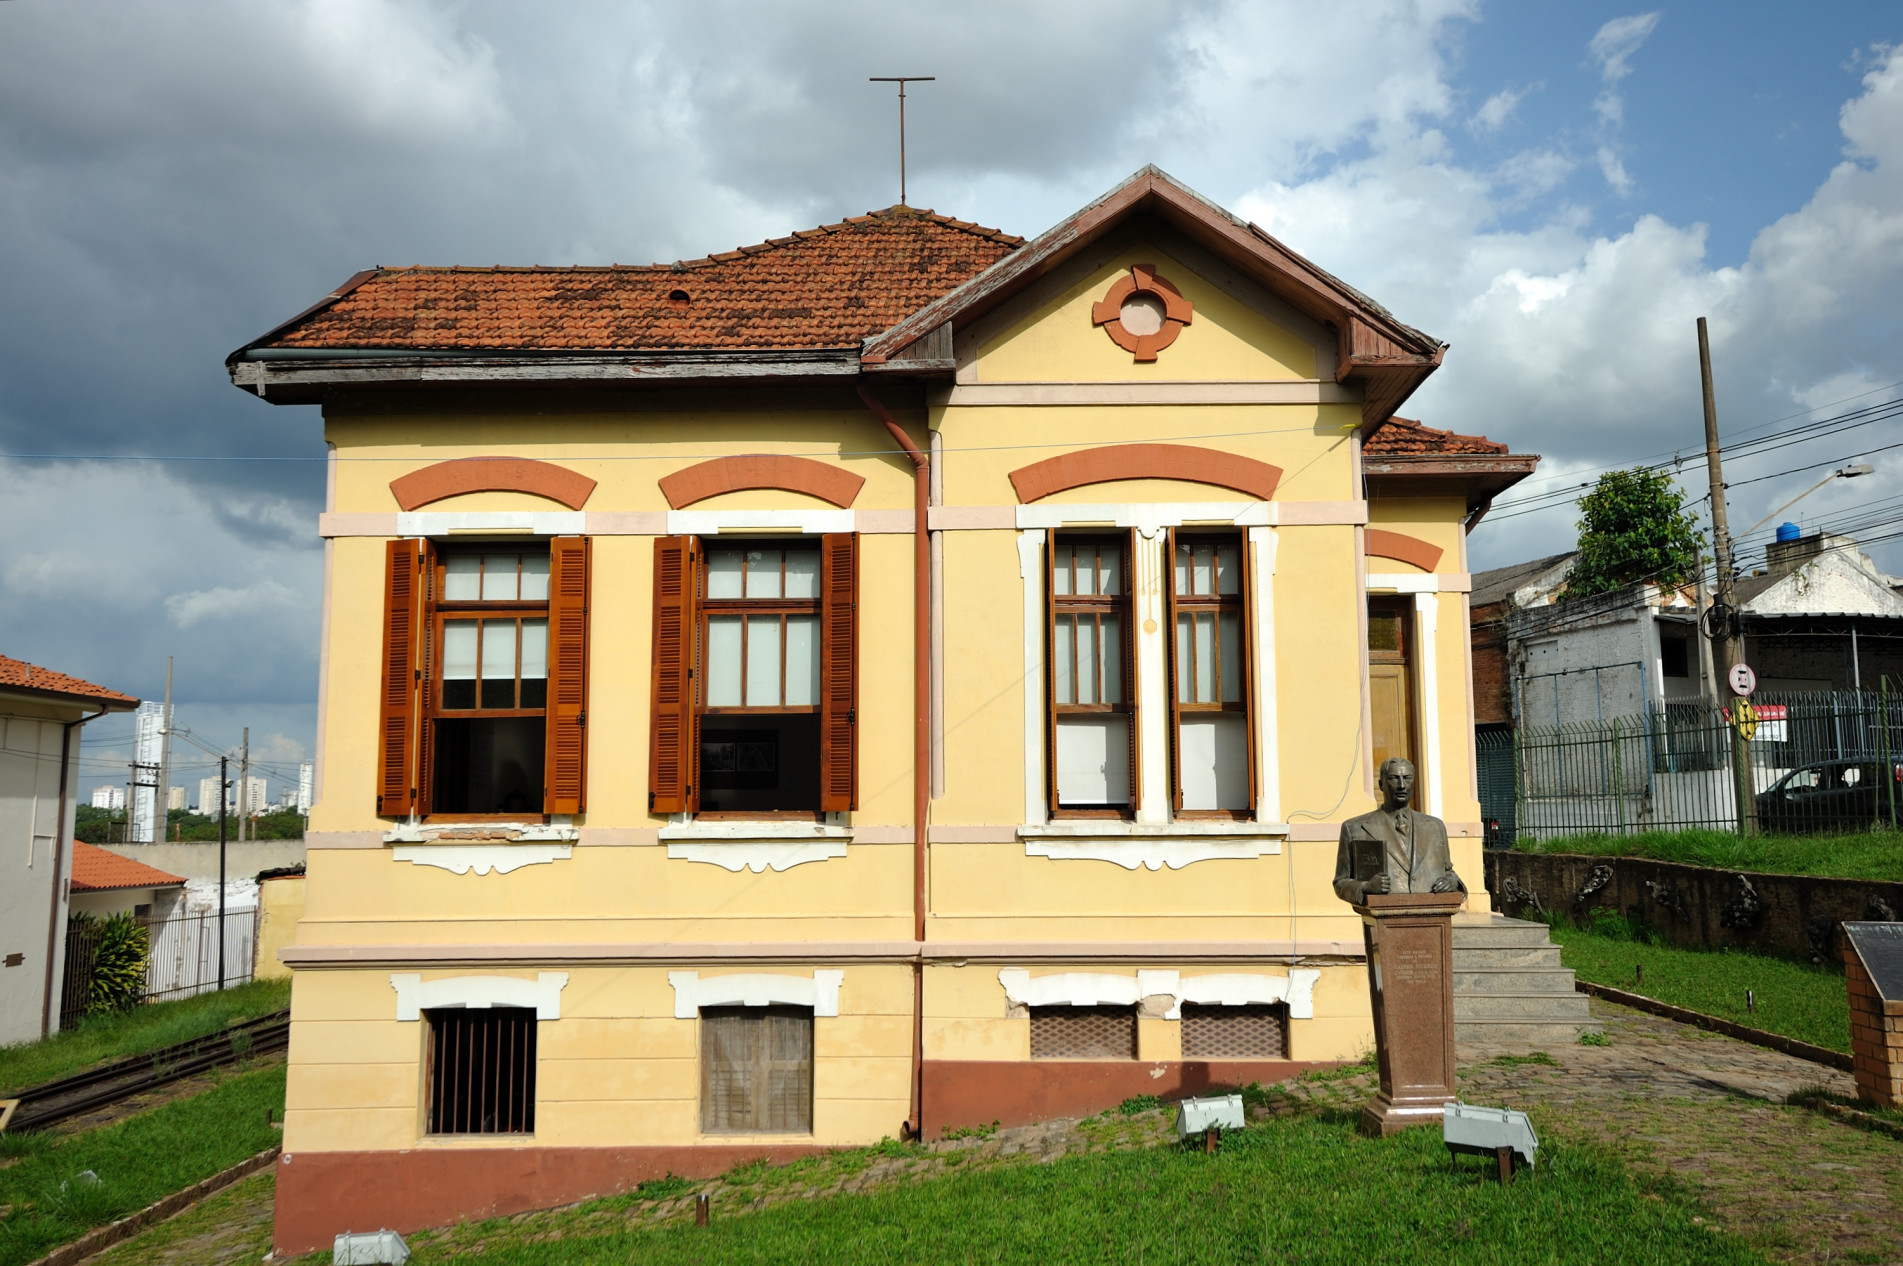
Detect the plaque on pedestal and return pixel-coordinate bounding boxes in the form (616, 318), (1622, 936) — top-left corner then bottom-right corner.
(1355, 890), (1464, 1137)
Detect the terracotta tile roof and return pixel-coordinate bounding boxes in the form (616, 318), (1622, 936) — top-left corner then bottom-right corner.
(0, 654), (137, 707)
(258, 207), (1023, 353)
(1362, 416), (1509, 456)
(69, 841), (185, 892)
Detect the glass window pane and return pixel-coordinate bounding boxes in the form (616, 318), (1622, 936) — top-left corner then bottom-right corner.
(707, 616), (742, 706)
(784, 550), (819, 599)
(1079, 545), (1098, 596)
(1174, 542), (1190, 596)
(1192, 544), (1214, 596)
(481, 555), (518, 601)
(1368, 610), (1401, 653)
(745, 615), (782, 705)
(1076, 615), (1099, 705)
(708, 550), (745, 599)
(520, 555), (550, 601)
(443, 622), (478, 709)
(1098, 545), (1121, 596)
(445, 556), (481, 601)
(1054, 617), (1075, 705)
(1216, 543), (1240, 595)
(480, 621), (517, 707)
(1219, 611), (1242, 702)
(1179, 714), (1249, 811)
(1055, 716), (1129, 806)
(1053, 544), (1073, 596)
(745, 550), (782, 599)
(785, 615), (819, 705)
(519, 619), (548, 681)
(1175, 613), (1192, 703)
(1100, 615), (1122, 704)
(1195, 613), (1215, 703)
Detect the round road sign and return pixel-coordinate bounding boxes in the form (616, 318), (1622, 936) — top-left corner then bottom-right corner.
(1728, 662), (1757, 697)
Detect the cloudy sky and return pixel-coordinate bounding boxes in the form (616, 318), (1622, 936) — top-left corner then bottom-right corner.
(3, 0), (1901, 794)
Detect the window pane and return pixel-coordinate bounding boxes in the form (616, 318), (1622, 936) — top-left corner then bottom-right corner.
(1100, 614), (1122, 705)
(520, 555), (550, 601)
(1053, 544), (1073, 596)
(1098, 545), (1121, 596)
(443, 622), (478, 709)
(1054, 617), (1076, 705)
(1368, 610), (1401, 653)
(745, 550), (782, 599)
(1174, 542), (1190, 596)
(746, 615), (782, 705)
(1179, 713), (1249, 810)
(519, 619), (548, 680)
(445, 556), (481, 601)
(708, 550), (744, 599)
(1219, 611), (1241, 702)
(784, 550), (819, 599)
(1175, 613), (1192, 703)
(481, 555), (518, 601)
(1193, 544), (1214, 596)
(1195, 613), (1215, 702)
(481, 621), (517, 708)
(1216, 543), (1240, 595)
(1076, 615), (1099, 705)
(784, 615), (819, 706)
(1054, 715), (1130, 806)
(707, 616), (742, 706)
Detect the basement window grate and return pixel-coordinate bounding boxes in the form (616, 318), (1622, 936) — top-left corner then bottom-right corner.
(1029, 1005), (1137, 1059)
(701, 1005), (814, 1135)
(1181, 1003), (1289, 1059)
(425, 1007), (537, 1135)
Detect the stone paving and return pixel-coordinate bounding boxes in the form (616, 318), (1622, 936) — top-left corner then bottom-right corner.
(70, 998), (1903, 1264)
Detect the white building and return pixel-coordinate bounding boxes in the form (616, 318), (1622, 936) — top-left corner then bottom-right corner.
(296, 760), (313, 814)
(166, 786), (186, 811)
(197, 774), (233, 816)
(242, 775), (268, 816)
(129, 700), (165, 843)
(90, 785), (126, 810)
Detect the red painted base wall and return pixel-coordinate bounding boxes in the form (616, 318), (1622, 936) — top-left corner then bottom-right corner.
(921, 1059), (1334, 1139)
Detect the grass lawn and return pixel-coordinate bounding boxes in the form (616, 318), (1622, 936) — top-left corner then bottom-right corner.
(1549, 919), (1851, 1052)
(1513, 826), (1903, 882)
(0, 980), (288, 1098)
(0, 1064), (283, 1266)
(379, 1113), (1759, 1266)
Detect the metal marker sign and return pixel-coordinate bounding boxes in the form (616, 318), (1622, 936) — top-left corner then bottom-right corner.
(1728, 662), (1757, 697)
(1730, 698), (1758, 741)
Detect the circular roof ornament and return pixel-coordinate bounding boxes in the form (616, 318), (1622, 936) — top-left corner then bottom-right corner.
(1091, 263), (1193, 362)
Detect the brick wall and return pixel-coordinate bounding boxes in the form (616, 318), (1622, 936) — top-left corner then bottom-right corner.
(1470, 600), (1512, 726)
(1844, 937), (1903, 1108)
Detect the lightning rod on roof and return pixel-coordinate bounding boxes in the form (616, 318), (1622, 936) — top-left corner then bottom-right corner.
(869, 76), (934, 206)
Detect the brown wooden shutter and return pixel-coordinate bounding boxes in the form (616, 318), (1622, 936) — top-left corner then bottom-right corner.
(1165, 527), (1183, 813)
(1124, 526), (1142, 814)
(378, 539), (424, 817)
(648, 536), (698, 814)
(544, 536), (591, 815)
(819, 533), (858, 812)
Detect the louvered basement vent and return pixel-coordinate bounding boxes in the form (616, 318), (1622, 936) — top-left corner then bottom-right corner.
(1181, 1003), (1289, 1059)
(1030, 1005), (1137, 1059)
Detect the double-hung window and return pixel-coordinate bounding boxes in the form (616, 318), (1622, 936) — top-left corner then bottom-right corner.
(1167, 531), (1254, 815)
(649, 534), (857, 816)
(1047, 533), (1137, 816)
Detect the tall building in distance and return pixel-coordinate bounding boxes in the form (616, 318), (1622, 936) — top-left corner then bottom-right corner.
(129, 700), (166, 842)
(242, 775), (268, 817)
(297, 760), (313, 815)
(166, 786), (186, 811)
(90, 785), (126, 810)
(197, 775), (232, 816)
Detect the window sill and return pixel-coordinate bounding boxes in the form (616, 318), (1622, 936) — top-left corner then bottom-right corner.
(1019, 821), (1287, 839)
(1018, 822), (1286, 872)
(660, 820), (850, 873)
(384, 820), (577, 844)
(659, 820), (851, 842)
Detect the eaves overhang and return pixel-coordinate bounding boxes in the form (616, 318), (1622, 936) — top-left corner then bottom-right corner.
(1362, 451), (1540, 515)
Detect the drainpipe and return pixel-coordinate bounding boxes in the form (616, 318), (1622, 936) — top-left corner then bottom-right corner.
(856, 383), (930, 1140)
(43, 707), (104, 1037)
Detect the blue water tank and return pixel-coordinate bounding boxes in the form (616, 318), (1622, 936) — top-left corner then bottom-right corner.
(1775, 522), (1802, 543)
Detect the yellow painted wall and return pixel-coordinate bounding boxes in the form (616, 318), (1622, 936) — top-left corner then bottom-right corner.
(254, 875), (305, 982)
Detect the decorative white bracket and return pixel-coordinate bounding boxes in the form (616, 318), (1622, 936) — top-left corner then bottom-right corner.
(664, 841), (848, 872)
(391, 971), (569, 1021)
(390, 844), (571, 875)
(996, 967), (1318, 1020)
(668, 970), (844, 1018)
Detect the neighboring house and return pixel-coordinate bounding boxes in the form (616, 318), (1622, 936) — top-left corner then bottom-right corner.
(228, 166), (1535, 1251)
(67, 840), (187, 919)
(0, 654), (138, 1046)
(1731, 530), (1903, 692)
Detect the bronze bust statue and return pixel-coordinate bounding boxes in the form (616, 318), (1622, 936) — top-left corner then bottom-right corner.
(1333, 757), (1464, 905)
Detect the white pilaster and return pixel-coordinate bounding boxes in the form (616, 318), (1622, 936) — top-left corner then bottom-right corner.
(1018, 530), (1047, 826)
(1249, 527), (1280, 823)
(1132, 528), (1171, 823)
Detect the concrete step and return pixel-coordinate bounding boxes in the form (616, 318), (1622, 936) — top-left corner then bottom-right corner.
(1455, 992), (1596, 1022)
(1456, 1018), (1605, 1048)
(1454, 967), (1579, 995)
(1453, 945), (1566, 969)
(1452, 920), (1557, 948)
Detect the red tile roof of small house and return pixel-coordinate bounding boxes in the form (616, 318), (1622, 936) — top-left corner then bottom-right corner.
(252, 207), (1023, 353)
(0, 654), (138, 708)
(69, 841), (186, 892)
(1361, 416), (1510, 456)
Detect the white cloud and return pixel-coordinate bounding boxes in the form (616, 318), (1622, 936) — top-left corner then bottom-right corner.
(1589, 13), (1663, 83)
(164, 581), (301, 629)
(1596, 146), (1635, 194)
(1472, 85), (1529, 133)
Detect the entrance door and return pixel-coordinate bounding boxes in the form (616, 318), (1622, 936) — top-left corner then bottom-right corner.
(1367, 599), (1417, 804)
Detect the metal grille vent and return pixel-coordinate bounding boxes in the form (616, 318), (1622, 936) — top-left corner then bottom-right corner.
(1030, 1005), (1137, 1059)
(1181, 1003), (1288, 1059)
(426, 1006), (536, 1135)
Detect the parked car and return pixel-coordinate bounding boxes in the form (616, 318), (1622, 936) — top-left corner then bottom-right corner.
(1756, 759), (1903, 832)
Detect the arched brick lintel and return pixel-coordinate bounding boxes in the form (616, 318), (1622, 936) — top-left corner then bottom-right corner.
(1364, 529), (1443, 572)
(659, 455), (865, 510)
(1008, 443), (1282, 504)
(390, 458), (597, 511)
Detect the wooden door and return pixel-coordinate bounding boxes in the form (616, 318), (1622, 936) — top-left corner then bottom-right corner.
(1367, 598), (1417, 804)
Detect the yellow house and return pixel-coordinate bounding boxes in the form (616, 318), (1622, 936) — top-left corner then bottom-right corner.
(231, 167), (1535, 1253)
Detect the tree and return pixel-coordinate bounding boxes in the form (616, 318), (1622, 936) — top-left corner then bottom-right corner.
(1566, 467), (1703, 598)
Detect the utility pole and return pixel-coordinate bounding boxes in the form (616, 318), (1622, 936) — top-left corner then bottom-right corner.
(869, 76), (934, 206)
(217, 754), (228, 991)
(1698, 317), (1758, 834)
(156, 657), (173, 844)
(238, 727), (250, 844)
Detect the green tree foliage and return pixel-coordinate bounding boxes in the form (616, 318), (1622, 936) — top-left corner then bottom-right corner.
(86, 913), (150, 1016)
(1567, 467), (1703, 598)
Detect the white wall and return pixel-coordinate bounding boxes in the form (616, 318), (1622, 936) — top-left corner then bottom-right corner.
(0, 705), (81, 1046)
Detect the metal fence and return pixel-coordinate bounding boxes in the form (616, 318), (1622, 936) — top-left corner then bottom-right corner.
(1479, 689), (1903, 844)
(58, 908), (258, 1030)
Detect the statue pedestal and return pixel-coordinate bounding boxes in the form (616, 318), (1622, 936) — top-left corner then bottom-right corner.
(1354, 891), (1464, 1137)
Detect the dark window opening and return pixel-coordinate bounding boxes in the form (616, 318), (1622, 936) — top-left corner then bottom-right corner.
(1181, 1003), (1288, 1059)
(1029, 1005), (1137, 1059)
(426, 1006), (537, 1135)
(432, 718), (545, 815)
(1661, 634), (1691, 678)
(701, 1005), (813, 1134)
(699, 717), (822, 813)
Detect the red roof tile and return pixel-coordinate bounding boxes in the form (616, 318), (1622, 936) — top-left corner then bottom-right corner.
(70, 841), (185, 892)
(0, 654), (137, 707)
(259, 207), (1023, 353)
(1362, 416), (1509, 456)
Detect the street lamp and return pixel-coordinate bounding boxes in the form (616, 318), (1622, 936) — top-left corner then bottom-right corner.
(1738, 462), (1874, 539)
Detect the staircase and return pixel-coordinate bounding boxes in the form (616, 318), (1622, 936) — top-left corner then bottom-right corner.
(1452, 915), (1602, 1048)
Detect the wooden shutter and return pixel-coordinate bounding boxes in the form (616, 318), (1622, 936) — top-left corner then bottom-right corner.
(378, 539), (424, 817)
(1240, 532), (1259, 815)
(701, 1006), (813, 1134)
(819, 532), (858, 812)
(1165, 527), (1183, 813)
(544, 536), (591, 815)
(648, 536), (697, 814)
(1124, 527), (1142, 814)
(1044, 532), (1060, 818)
